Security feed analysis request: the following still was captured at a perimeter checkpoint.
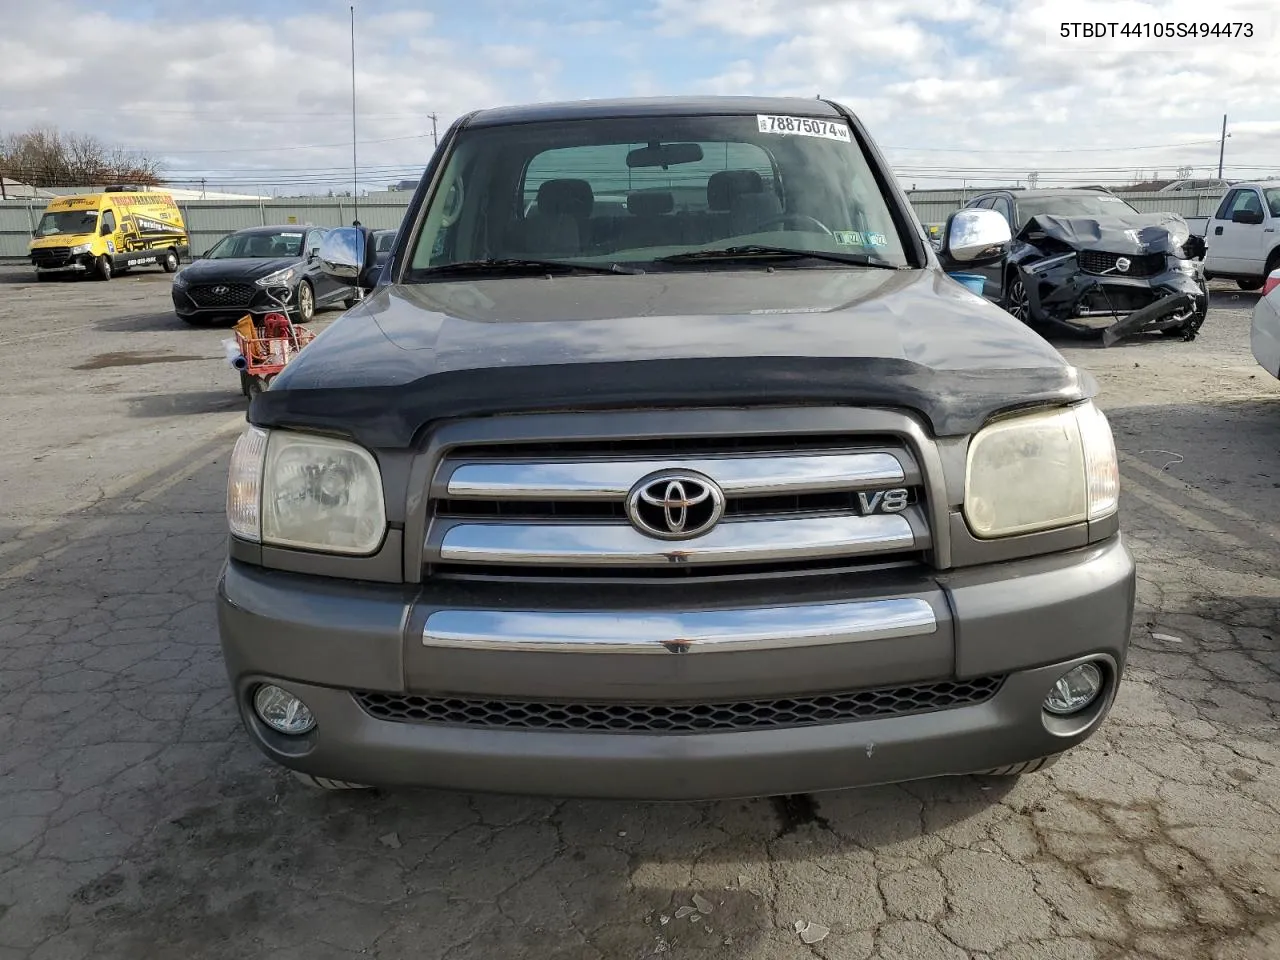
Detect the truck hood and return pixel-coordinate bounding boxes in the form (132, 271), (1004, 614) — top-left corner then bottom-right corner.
(1019, 211), (1197, 257)
(253, 267), (1092, 446)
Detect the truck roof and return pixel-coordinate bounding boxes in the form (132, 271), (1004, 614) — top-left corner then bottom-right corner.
(465, 95), (847, 128)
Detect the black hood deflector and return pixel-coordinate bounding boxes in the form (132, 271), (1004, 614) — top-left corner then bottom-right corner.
(248, 269), (1092, 447)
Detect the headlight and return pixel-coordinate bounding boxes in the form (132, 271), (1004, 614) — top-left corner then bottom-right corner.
(255, 266), (297, 288)
(963, 401), (1118, 539)
(172, 271), (188, 289)
(226, 427), (387, 555)
(70, 243), (92, 255)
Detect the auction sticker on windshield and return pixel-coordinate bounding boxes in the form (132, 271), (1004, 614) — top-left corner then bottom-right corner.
(757, 115), (851, 142)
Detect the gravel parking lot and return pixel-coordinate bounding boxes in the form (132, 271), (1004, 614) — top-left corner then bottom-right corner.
(1, 263), (1277, 960)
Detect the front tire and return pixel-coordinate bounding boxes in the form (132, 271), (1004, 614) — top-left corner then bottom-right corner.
(93, 255), (112, 281)
(162, 249), (179, 273)
(975, 754), (1062, 777)
(1003, 273), (1031, 323)
(291, 771), (374, 791)
(295, 280), (315, 322)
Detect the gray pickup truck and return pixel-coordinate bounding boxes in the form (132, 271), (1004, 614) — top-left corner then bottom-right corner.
(216, 96), (1136, 800)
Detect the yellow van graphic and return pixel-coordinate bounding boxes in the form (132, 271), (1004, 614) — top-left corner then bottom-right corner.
(28, 188), (190, 281)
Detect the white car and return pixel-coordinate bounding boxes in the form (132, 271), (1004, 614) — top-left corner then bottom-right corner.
(1250, 267), (1280, 380)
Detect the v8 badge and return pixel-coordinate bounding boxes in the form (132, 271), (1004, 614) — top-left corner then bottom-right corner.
(857, 488), (910, 515)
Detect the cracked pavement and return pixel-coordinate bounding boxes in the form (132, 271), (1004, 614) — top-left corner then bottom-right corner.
(1, 266), (1278, 959)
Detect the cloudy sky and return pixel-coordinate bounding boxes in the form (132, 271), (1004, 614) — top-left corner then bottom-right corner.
(2, 0), (1277, 194)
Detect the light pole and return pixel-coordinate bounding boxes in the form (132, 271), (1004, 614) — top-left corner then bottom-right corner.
(1217, 114), (1227, 180)
(350, 5), (358, 222)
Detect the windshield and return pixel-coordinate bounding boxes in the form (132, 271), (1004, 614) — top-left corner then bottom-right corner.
(406, 113), (909, 276)
(1017, 195), (1139, 225)
(206, 230), (305, 259)
(36, 209), (99, 237)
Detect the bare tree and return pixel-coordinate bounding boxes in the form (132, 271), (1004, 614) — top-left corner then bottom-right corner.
(0, 127), (161, 188)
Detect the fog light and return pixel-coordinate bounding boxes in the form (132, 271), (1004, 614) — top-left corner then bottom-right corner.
(1043, 662), (1104, 716)
(253, 684), (316, 735)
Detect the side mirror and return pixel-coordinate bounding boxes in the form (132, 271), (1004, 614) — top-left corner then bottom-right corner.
(939, 208), (1011, 266)
(318, 227), (367, 281)
(1232, 208), (1264, 225)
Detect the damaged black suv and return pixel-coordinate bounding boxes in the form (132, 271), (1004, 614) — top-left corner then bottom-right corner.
(962, 188), (1208, 345)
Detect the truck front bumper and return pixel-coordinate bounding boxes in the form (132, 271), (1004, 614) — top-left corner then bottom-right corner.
(216, 537), (1136, 800)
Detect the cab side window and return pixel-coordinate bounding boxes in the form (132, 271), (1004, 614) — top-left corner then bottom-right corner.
(100, 209), (117, 235)
(1215, 190), (1239, 220)
(992, 196), (1013, 227)
(1228, 190), (1263, 218)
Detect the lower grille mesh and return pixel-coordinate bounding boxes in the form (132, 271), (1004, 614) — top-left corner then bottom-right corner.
(353, 676), (1004, 733)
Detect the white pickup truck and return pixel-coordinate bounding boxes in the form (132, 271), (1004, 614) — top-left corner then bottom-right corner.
(1185, 182), (1280, 290)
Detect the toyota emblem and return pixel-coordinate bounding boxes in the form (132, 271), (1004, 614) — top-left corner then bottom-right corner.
(625, 470), (725, 540)
(1114, 257), (1131, 273)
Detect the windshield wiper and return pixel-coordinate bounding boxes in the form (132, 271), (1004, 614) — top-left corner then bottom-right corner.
(413, 258), (642, 278)
(655, 245), (900, 269)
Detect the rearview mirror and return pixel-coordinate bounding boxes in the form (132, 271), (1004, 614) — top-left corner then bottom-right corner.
(939, 207), (1011, 266)
(1231, 208), (1264, 225)
(626, 142), (704, 168)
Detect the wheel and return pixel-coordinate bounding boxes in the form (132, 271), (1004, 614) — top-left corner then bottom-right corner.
(974, 754), (1061, 777)
(161, 249), (179, 273)
(1237, 278), (1263, 291)
(295, 280), (315, 322)
(291, 771), (374, 791)
(1162, 279), (1209, 337)
(1265, 250), (1280, 283)
(93, 255), (112, 281)
(1002, 272), (1031, 323)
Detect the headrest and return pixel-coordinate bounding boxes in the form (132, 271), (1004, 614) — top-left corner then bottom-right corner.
(627, 191), (675, 217)
(707, 170), (765, 211)
(537, 179), (594, 219)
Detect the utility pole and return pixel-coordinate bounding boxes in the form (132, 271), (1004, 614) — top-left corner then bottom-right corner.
(200, 177), (206, 199)
(1217, 114), (1227, 179)
(429, 113), (439, 149)
(350, 4), (359, 224)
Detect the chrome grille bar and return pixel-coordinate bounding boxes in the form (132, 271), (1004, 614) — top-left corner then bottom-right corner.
(435, 513), (922, 566)
(422, 597), (937, 653)
(444, 452), (907, 500)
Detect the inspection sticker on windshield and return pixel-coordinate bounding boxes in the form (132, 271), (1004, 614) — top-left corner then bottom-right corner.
(757, 115), (851, 142)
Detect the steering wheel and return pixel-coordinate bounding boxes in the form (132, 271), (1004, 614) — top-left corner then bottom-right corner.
(753, 213), (834, 236)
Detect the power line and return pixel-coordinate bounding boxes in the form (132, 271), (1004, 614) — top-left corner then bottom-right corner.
(881, 138), (1225, 154)
(150, 132), (436, 155)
